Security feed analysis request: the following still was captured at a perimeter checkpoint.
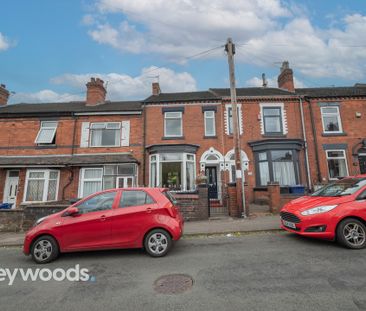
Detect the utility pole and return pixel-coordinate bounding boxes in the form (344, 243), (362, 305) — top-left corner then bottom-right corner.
(225, 38), (248, 218)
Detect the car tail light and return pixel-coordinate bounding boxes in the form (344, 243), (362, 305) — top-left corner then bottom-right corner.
(166, 203), (178, 218)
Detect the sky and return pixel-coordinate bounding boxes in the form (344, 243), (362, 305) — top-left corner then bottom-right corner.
(1, 0), (366, 104)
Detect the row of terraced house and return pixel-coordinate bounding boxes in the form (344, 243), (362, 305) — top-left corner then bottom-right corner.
(0, 61), (366, 220)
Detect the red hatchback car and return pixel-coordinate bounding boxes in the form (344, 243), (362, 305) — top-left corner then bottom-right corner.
(24, 188), (184, 264)
(281, 175), (366, 249)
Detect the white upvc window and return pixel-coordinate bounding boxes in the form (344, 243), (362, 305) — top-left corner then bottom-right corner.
(35, 121), (58, 144)
(225, 104), (243, 135)
(79, 168), (103, 198)
(204, 110), (216, 136)
(321, 106), (343, 133)
(326, 150), (349, 180)
(90, 122), (121, 147)
(24, 170), (60, 202)
(149, 153), (196, 191)
(164, 112), (183, 137)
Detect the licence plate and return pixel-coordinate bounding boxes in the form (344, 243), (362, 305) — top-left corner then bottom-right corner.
(283, 220), (296, 229)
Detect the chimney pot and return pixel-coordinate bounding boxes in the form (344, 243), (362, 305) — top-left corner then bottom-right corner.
(86, 77), (107, 106)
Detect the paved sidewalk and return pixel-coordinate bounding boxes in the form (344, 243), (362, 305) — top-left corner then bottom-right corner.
(0, 215), (281, 247)
(184, 215), (281, 235)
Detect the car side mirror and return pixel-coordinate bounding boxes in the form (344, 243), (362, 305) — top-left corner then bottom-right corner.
(62, 207), (79, 217)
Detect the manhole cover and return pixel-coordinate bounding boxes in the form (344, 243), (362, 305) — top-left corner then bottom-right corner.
(153, 274), (194, 294)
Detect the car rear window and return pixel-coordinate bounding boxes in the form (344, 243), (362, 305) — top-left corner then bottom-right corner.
(163, 191), (177, 205)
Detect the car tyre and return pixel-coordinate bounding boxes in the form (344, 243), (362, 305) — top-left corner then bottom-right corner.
(337, 218), (366, 249)
(31, 235), (59, 264)
(144, 229), (172, 257)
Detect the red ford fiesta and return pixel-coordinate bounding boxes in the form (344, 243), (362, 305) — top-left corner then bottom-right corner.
(23, 188), (184, 264)
(281, 175), (366, 249)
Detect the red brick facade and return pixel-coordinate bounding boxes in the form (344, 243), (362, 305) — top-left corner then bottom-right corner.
(0, 67), (366, 214)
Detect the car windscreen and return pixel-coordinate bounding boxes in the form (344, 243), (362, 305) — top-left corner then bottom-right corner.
(311, 178), (366, 197)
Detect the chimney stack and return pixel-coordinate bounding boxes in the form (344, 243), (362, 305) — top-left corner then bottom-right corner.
(277, 61), (295, 92)
(86, 77), (106, 106)
(152, 82), (161, 96)
(0, 84), (10, 106)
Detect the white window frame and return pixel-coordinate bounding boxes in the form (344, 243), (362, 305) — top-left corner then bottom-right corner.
(225, 104), (243, 135)
(34, 121), (58, 144)
(89, 122), (121, 147)
(204, 110), (216, 136)
(326, 149), (349, 180)
(23, 169), (60, 203)
(149, 153), (196, 191)
(321, 106), (343, 134)
(164, 112), (183, 137)
(259, 103), (287, 135)
(78, 167), (103, 197)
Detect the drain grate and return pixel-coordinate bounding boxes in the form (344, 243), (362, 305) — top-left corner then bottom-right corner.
(153, 274), (194, 294)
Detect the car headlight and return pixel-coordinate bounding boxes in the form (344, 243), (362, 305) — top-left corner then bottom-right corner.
(301, 205), (338, 216)
(34, 216), (48, 226)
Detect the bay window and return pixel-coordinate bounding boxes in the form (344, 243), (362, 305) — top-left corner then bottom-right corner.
(24, 170), (59, 202)
(79, 164), (137, 197)
(255, 150), (299, 186)
(149, 153), (196, 191)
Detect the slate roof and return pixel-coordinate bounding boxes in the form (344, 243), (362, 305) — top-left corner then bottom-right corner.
(296, 85), (366, 98)
(0, 101), (142, 117)
(0, 154), (138, 167)
(210, 87), (295, 97)
(144, 91), (219, 103)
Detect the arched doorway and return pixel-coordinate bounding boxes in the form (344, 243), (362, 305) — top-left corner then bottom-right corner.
(200, 147), (224, 200)
(224, 149), (249, 182)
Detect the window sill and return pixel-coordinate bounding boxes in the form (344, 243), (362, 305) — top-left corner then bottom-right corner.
(321, 132), (347, 137)
(203, 135), (217, 139)
(36, 144), (57, 149)
(162, 136), (185, 140)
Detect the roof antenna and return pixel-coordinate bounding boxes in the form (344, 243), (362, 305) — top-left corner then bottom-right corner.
(262, 73), (268, 88)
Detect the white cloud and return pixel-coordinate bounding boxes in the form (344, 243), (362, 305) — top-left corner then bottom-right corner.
(245, 75), (306, 88)
(84, 0), (366, 80)
(9, 66), (196, 104)
(51, 66), (197, 100)
(10, 90), (83, 104)
(0, 32), (10, 51)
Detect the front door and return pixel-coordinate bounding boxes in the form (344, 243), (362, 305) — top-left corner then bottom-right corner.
(359, 156), (366, 174)
(117, 176), (134, 188)
(3, 170), (19, 206)
(205, 166), (218, 199)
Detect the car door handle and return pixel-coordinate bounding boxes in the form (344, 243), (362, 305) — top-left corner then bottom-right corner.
(146, 207), (152, 213)
(100, 215), (107, 221)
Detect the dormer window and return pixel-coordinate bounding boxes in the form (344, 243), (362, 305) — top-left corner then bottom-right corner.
(35, 121), (58, 144)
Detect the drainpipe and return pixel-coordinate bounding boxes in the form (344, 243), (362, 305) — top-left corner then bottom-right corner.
(307, 97), (322, 183)
(142, 104), (147, 186)
(298, 96), (312, 191)
(62, 166), (74, 200)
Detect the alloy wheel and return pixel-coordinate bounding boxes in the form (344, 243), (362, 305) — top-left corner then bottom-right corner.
(343, 223), (366, 247)
(33, 240), (53, 262)
(147, 233), (168, 255)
